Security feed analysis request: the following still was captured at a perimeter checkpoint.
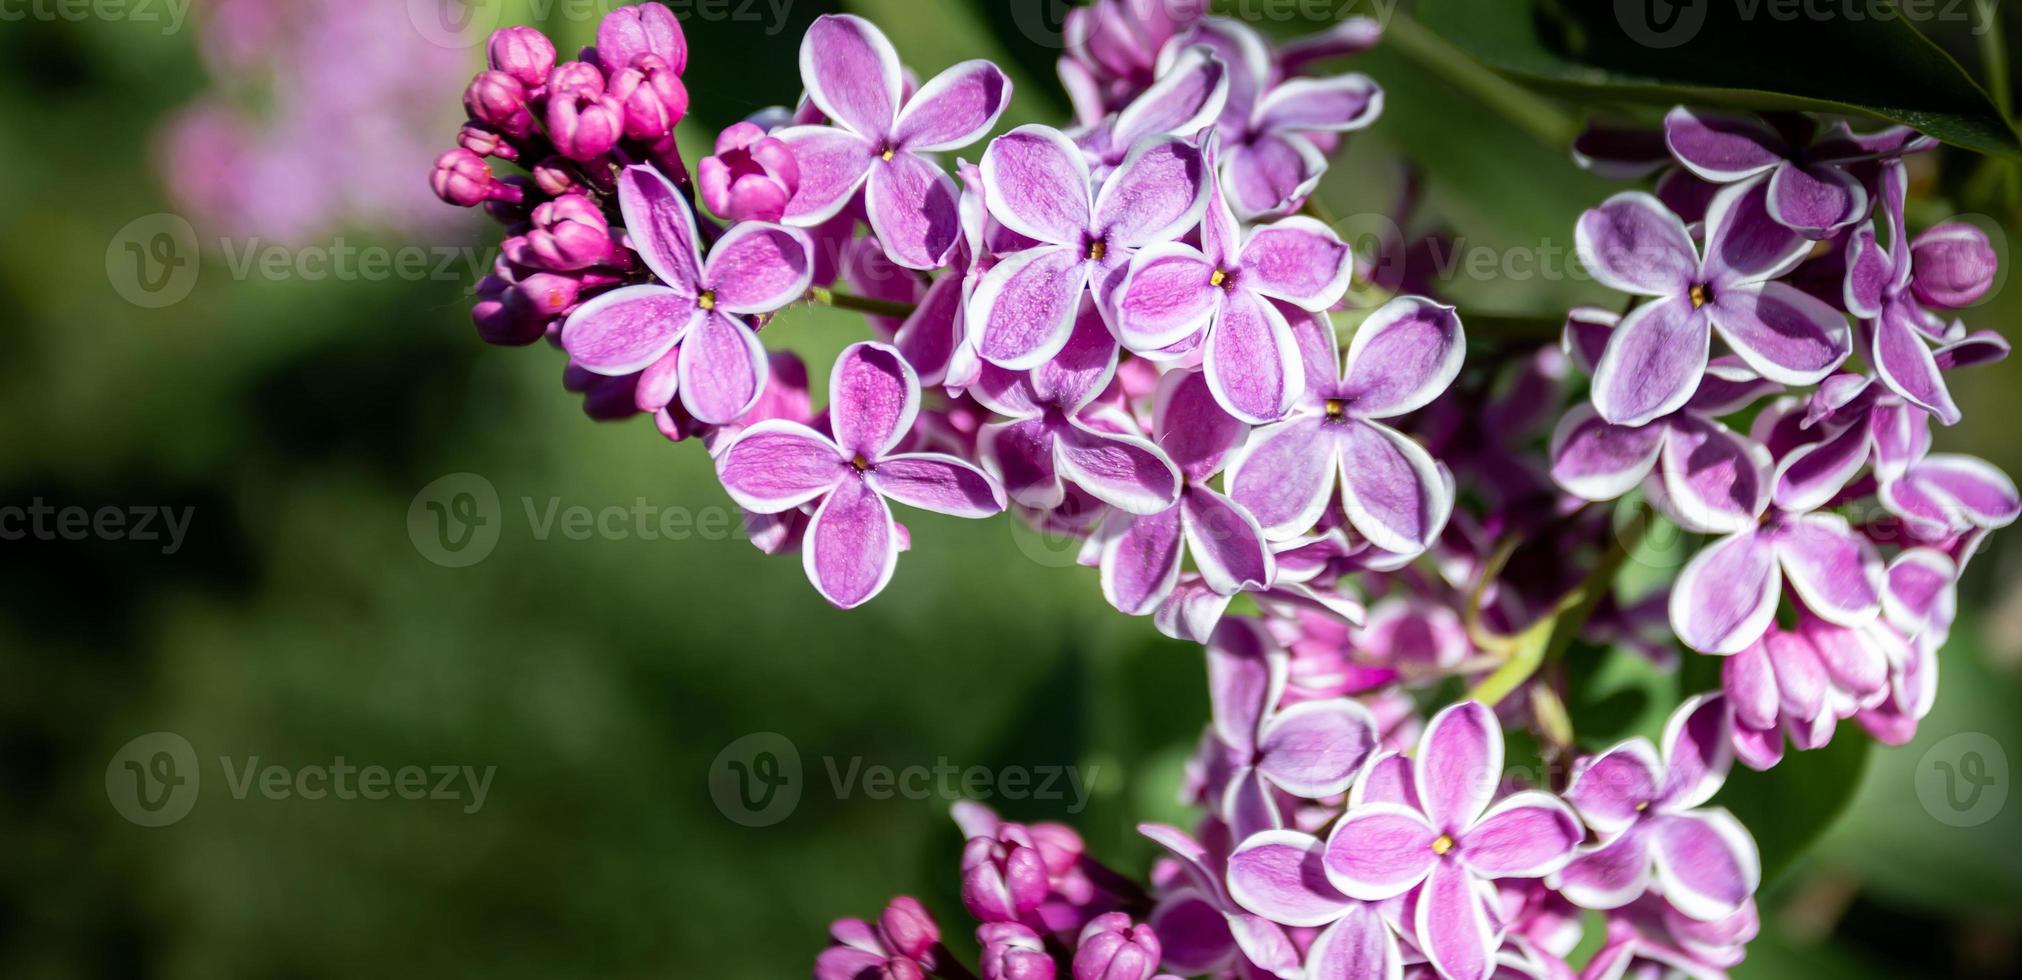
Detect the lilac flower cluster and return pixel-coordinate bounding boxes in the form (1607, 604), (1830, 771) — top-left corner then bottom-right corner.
(1559, 109), (2019, 769)
(421, 6), (2015, 979)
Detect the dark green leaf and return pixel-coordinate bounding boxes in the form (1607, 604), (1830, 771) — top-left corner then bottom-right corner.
(1416, 0), (2021, 156)
(1714, 732), (1871, 886)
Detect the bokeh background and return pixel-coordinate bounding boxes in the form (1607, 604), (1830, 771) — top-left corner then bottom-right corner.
(4, 0), (2022, 977)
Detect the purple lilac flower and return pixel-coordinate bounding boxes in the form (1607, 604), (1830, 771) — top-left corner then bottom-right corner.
(814, 895), (943, 980)
(971, 125), (1210, 368)
(1223, 296), (1464, 554)
(714, 343), (1006, 608)
(776, 14), (1013, 269)
(699, 121), (802, 222)
(1555, 696), (1760, 922)
(1057, 0), (1209, 125)
(1114, 165), (1353, 422)
(1664, 108), (1932, 238)
(1073, 45), (1229, 171)
(1575, 179), (1850, 426)
(560, 166), (814, 424)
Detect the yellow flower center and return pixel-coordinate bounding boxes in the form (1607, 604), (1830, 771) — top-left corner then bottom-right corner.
(1324, 398), (1347, 419)
(698, 290), (717, 311)
(1688, 283), (1709, 309)
(1432, 835), (1456, 857)
(850, 454), (872, 473)
(1210, 268), (1228, 288)
(1088, 241), (1108, 261)
(881, 148), (895, 162)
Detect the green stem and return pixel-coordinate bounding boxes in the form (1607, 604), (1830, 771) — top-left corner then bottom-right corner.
(807, 287), (918, 319)
(1383, 14), (1579, 149)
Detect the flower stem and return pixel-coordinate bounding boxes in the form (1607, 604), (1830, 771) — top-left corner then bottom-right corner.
(1381, 14), (1579, 149)
(807, 286), (918, 319)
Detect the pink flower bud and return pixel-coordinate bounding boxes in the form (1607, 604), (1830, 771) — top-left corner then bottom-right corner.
(546, 61), (607, 100)
(464, 70), (534, 138)
(458, 122), (516, 161)
(961, 833), (1050, 924)
(697, 121), (801, 222)
(430, 148), (496, 207)
(979, 923), (1056, 980)
(1911, 221), (1999, 309)
(608, 55), (689, 141)
(547, 92), (624, 161)
(877, 897), (940, 963)
(596, 1), (686, 74)
(505, 193), (613, 271)
(471, 274), (545, 346)
(1071, 913), (1161, 980)
(486, 25), (556, 88)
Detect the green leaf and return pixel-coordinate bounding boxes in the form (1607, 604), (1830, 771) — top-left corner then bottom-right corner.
(1416, 0), (2021, 157)
(1713, 732), (1871, 886)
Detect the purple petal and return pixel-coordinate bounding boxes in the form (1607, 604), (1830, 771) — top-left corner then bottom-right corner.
(1590, 296), (1709, 427)
(1338, 296), (1466, 419)
(1227, 914), (1303, 978)
(981, 125), (1092, 246)
(1415, 701), (1501, 832)
(1767, 628), (1830, 724)
(798, 14), (901, 138)
(1207, 617), (1285, 756)
(1415, 860), (1498, 980)
(1658, 415), (1769, 535)
(892, 59), (1011, 152)
(1032, 300), (1123, 411)
(1767, 163), (1867, 238)
(1257, 698), (1377, 798)
(1574, 192), (1697, 297)
(1457, 792), (1582, 878)
(1843, 222), (1893, 319)
(1554, 830), (1654, 912)
(871, 453), (1005, 517)
(1240, 216), (1354, 311)
(1321, 803), (1438, 900)
(1650, 811), (1759, 922)
(1111, 45), (1229, 149)
(1565, 740), (1665, 837)
(714, 420), (846, 513)
(1802, 619), (1888, 700)
(616, 165), (705, 290)
(1183, 488), (1276, 596)
(1096, 135), (1210, 248)
(1057, 424), (1183, 515)
(1148, 891), (1237, 976)
(970, 245), (1091, 369)
(1224, 766), (1282, 840)
(1304, 905), (1401, 980)
(1115, 243), (1220, 351)
(893, 272), (968, 386)
(1227, 830), (1355, 927)
(830, 341), (919, 459)
(1563, 307), (1618, 374)
(1884, 548), (1956, 632)
(1336, 419), (1450, 555)
(803, 475), (899, 608)
(677, 311), (770, 424)
(1702, 179), (1809, 285)
(1905, 455), (2022, 528)
(1911, 221), (1999, 309)
(1726, 641), (1779, 732)
(1154, 366), (1249, 481)
(1660, 694), (1735, 811)
(1101, 505), (1185, 616)
(1771, 420), (1870, 513)
(1933, 329), (2011, 371)
(561, 284), (699, 376)
(978, 418), (1062, 509)
(1549, 406), (1663, 502)
(1707, 281), (1850, 386)
(1206, 289), (1305, 424)
(1670, 531), (1780, 655)
(866, 151), (963, 270)
(1257, 73), (1383, 132)
(777, 126), (878, 226)
(1872, 299), (1960, 424)
(1221, 133), (1327, 221)
(1226, 416), (1336, 541)
(1775, 513), (1883, 627)
(705, 222), (815, 312)
(1664, 107), (1785, 182)
(1350, 751), (1418, 809)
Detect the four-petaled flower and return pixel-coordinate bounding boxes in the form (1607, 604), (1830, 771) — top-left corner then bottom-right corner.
(971, 124), (1209, 368)
(1576, 178), (1851, 427)
(1225, 297), (1463, 555)
(562, 165), (814, 424)
(777, 14), (1013, 269)
(715, 342), (1006, 608)
(1320, 702), (1583, 980)
(1555, 695), (1761, 922)
(1115, 166), (1352, 423)
(1664, 107), (1929, 238)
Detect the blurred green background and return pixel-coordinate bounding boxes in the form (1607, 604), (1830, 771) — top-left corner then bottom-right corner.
(4, 1), (2022, 977)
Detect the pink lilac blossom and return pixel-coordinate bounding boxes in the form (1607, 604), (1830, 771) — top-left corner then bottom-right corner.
(419, 6), (2015, 976)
